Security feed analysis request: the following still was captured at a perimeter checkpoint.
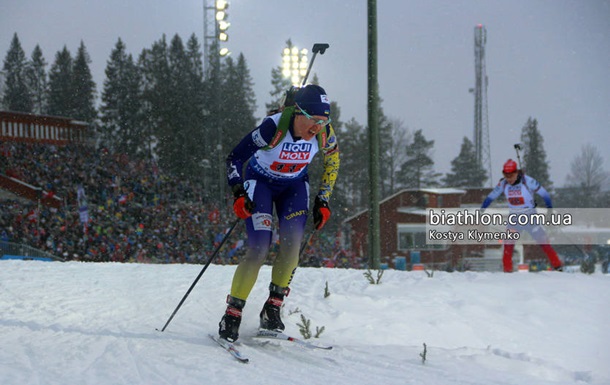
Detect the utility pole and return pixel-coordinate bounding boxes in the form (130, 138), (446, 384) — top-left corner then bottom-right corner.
(367, 0), (380, 269)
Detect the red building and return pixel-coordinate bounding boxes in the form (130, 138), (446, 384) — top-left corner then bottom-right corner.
(343, 187), (494, 269)
(1, 110), (89, 144)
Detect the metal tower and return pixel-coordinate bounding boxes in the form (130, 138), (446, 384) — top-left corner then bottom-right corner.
(472, 24), (492, 185)
(203, 0), (230, 70)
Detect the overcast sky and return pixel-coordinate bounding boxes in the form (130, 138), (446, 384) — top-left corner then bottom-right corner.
(2, 0), (609, 188)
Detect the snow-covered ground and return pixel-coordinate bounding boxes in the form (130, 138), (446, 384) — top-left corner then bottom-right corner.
(1, 260), (608, 385)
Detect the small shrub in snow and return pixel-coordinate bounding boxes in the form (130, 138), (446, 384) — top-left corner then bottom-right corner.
(363, 269), (384, 284)
(297, 314), (325, 339)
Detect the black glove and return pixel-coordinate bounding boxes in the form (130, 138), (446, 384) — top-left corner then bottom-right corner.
(313, 196), (331, 230)
(232, 184), (255, 219)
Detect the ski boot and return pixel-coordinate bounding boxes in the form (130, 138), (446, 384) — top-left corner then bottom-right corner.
(552, 264), (564, 272)
(259, 283), (290, 331)
(218, 295), (246, 342)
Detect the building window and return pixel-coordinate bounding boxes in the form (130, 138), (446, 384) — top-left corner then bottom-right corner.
(397, 224), (446, 251)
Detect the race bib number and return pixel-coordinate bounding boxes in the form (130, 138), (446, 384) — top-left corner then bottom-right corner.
(269, 161), (307, 173)
(508, 197), (525, 205)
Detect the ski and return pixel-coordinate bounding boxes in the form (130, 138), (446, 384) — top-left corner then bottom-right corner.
(254, 329), (333, 350)
(208, 334), (249, 363)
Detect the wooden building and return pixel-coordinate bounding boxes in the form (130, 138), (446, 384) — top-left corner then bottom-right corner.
(343, 187), (493, 269)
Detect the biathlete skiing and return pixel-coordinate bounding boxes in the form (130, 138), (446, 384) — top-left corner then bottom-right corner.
(481, 158), (563, 272)
(218, 84), (340, 342)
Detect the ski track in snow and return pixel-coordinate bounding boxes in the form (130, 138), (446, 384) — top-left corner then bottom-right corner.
(0, 261), (608, 385)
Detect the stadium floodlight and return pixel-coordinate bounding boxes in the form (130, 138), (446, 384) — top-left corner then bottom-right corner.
(218, 20), (230, 31)
(281, 43), (309, 86)
(216, 0), (228, 10)
(212, 0), (229, 57)
(282, 57), (291, 77)
(299, 51), (308, 77)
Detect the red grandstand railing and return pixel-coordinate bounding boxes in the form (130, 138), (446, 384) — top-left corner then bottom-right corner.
(0, 174), (62, 208)
(0, 110), (89, 145)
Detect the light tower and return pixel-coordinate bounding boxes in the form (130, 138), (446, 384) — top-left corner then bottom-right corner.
(204, 0), (231, 67)
(203, 0), (231, 207)
(472, 24), (492, 185)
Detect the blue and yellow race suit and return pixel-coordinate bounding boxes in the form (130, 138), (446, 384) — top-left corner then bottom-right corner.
(225, 110), (339, 300)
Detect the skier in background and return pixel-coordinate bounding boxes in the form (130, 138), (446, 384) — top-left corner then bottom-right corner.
(481, 159), (563, 272)
(218, 84), (340, 342)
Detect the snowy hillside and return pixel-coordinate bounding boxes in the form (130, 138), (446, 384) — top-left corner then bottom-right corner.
(1, 261), (608, 385)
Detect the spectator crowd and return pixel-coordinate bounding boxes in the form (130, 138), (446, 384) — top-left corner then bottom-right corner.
(0, 141), (360, 268)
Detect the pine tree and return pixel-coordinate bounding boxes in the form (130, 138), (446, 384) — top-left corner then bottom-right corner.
(377, 108), (401, 197)
(137, 34), (208, 178)
(139, 35), (172, 167)
(100, 38), (143, 156)
(166, 33), (194, 174)
(221, 53), (257, 148)
(265, 39), (294, 114)
(520, 117), (552, 188)
(397, 129), (440, 189)
(444, 137), (487, 188)
(71, 41), (97, 122)
(182, 33), (207, 173)
(153, 33), (199, 175)
(163, 33), (207, 176)
(383, 118), (410, 195)
(334, 118), (369, 211)
(47, 46), (73, 117)
(235, 53), (257, 120)
(27, 45), (47, 114)
(2, 33), (33, 112)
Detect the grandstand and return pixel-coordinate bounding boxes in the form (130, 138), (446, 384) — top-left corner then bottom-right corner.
(0, 110), (350, 268)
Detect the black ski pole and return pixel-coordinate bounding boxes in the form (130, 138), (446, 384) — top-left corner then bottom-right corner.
(289, 228), (316, 286)
(300, 228), (316, 256)
(301, 43), (329, 86)
(157, 218), (240, 332)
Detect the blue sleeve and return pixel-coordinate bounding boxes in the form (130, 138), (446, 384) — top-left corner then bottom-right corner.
(536, 185), (553, 208)
(226, 117), (277, 187)
(525, 175), (552, 208)
(481, 197), (493, 209)
(481, 180), (505, 208)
